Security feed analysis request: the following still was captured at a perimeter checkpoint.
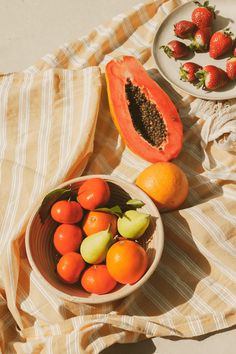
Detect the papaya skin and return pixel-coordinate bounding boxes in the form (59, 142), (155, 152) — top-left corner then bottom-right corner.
(105, 56), (183, 163)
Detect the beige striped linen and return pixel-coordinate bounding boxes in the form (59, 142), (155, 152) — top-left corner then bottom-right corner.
(0, 0), (236, 353)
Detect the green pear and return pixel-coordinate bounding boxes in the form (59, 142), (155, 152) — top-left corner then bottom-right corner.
(80, 228), (113, 264)
(117, 210), (150, 239)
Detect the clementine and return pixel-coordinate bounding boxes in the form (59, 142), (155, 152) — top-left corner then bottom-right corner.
(57, 252), (85, 284)
(106, 240), (148, 284)
(53, 224), (83, 255)
(77, 178), (110, 210)
(82, 211), (117, 237)
(51, 200), (83, 224)
(135, 162), (188, 210)
(81, 264), (117, 294)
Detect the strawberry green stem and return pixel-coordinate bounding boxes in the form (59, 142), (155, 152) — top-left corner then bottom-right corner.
(160, 45), (173, 58)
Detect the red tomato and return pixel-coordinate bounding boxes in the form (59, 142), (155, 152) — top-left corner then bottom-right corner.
(57, 252), (85, 284)
(53, 224), (83, 255)
(81, 264), (117, 294)
(77, 178), (110, 210)
(82, 211), (117, 237)
(51, 200), (83, 224)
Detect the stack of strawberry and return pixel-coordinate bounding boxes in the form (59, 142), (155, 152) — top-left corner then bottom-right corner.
(161, 1), (236, 91)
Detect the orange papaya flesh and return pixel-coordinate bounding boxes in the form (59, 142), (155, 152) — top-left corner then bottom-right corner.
(105, 56), (183, 163)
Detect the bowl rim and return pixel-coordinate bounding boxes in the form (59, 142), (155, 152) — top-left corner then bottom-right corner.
(25, 174), (164, 304)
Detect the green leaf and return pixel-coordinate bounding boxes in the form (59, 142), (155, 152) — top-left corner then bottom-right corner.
(126, 199), (145, 208)
(95, 205), (123, 218)
(39, 188), (72, 223)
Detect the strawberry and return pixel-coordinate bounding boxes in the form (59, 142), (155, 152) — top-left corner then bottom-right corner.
(190, 27), (212, 52)
(192, 1), (215, 29)
(226, 57), (236, 80)
(160, 40), (191, 59)
(179, 62), (202, 82)
(209, 28), (234, 59)
(174, 20), (197, 39)
(195, 65), (229, 90)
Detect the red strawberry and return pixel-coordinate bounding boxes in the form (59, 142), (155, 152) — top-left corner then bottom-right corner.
(174, 20), (197, 39)
(190, 27), (212, 52)
(179, 62), (203, 82)
(160, 40), (190, 59)
(209, 28), (234, 59)
(226, 57), (236, 80)
(192, 1), (215, 29)
(195, 65), (229, 90)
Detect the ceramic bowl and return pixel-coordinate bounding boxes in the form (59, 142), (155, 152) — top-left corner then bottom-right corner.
(25, 174), (164, 304)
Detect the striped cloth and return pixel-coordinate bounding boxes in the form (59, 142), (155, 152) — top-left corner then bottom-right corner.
(0, 0), (236, 353)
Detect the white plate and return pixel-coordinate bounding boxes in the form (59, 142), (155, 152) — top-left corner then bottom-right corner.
(152, 0), (236, 100)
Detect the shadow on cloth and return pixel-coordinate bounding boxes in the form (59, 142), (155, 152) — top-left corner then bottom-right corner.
(101, 337), (156, 354)
(113, 212), (211, 318)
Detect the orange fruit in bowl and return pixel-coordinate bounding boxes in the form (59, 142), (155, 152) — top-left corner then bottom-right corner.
(51, 200), (83, 224)
(106, 240), (148, 284)
(57, 252), (85, 284)
(53, 224), (83, 255)
(82, 211), (117, 237)
(81, 264), (117, 294)
(135, 162), (188, 210)
(77, 178), (110, 210)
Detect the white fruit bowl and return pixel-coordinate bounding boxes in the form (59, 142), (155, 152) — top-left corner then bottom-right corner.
(25, 175), (164, 304)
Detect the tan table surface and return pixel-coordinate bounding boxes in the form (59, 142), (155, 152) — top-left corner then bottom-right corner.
(1, 1), (235, 353)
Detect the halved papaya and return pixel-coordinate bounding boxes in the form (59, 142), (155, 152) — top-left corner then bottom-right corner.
(105, 56), (183, 163)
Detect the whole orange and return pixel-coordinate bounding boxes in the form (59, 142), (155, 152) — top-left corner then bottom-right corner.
(53, 224), (83, 255)
(81, 264), (117, 294)
(57, 252), (85, 284)
(77, 178), (110, 210)
(135, 162), (188, 210)
(51, 200), (83, 224)
(82, 211), (117, 237)
(106, 240), (148, 284)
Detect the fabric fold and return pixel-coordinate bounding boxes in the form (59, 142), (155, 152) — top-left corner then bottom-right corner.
(190, 98), (236, 181)
(0, 66), (102, 352)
